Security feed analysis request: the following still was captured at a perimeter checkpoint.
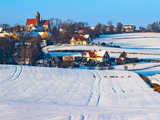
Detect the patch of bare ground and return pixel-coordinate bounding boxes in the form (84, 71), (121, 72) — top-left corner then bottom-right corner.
(139, 74), (160, 93)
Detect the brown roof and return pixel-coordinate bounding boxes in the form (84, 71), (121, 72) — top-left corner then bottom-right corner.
(72, 34), (87, 41)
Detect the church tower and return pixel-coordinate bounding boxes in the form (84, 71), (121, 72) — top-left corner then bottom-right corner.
(36, 12), (40, 26)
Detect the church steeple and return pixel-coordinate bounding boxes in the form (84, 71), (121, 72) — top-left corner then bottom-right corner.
(36, 12), (40, 26)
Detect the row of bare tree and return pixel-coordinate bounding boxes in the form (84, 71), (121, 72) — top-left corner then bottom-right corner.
(139, 21), (160, 32)
(49, 19), (136, 44)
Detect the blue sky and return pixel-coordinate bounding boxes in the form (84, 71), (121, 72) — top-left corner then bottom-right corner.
(0, 0), (160, 27)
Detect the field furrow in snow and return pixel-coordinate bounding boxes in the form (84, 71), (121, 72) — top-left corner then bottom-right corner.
(0, 64), (160, 120)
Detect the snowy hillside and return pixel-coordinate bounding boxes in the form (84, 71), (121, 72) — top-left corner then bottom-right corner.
(94, 33), (160, 48)
(1, 33), (160, 120)
(0, 64), (160, 120)
(43, 33), (160, 59)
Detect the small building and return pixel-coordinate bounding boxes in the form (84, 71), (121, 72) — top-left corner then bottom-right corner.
(77, 27), (94, 34)
(86, 50), (109, 63)
(11, 31), (19, 39)
(0, 28), (20, 39)
(0, 27), (3, 32)
(26, 12), (50, 31)
(104, 26), (117, 33)
(13, 25), (25, 32)
(70, 34), (89, 45)
(38, 32), (51, 38)
(123, 25), (135, 32)
(0, 30), (11, 38)
(47, 52), (81, 68)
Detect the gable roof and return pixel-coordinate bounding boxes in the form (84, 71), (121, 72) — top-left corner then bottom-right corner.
(26, 19), (37, 26)
(26, 19), (49, 26)
(72, 34), (87, 41)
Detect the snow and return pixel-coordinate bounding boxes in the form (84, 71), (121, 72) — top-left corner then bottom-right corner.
(0, 33), (6, 37)
(0, 27), (3, 32)
(148, 74), (160, 85)
(43, 38), (160, 59)
(0, 64), (160, 120)
(135, 66), (160, 76)
(24, 31), (40, 37)
(94, 33), (160, 48)
(114, 62), (160, 71)
(49, 52), (81, 57)
(2, 33), (160, 119)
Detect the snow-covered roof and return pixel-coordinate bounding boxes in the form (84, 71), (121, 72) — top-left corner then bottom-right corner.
(0, 27), (3, 32)
(49, 52), (81, 57)
(24, 31), (40, 37)
(0, 33), (5, 37)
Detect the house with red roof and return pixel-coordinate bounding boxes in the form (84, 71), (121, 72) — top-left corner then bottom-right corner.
(26, 12), (50, 31)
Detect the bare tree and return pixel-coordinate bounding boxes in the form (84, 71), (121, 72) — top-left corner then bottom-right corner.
(107, 21), (115, 34)
(0, 24), (10, 30)
(116, 22), (123, 33)
(147, 21), (160, 32)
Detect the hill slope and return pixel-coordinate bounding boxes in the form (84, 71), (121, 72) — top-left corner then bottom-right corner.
(0, 65), (160, 120)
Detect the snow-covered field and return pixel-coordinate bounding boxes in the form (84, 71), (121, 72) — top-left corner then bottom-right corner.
(43, 33), (160, 59)
(0, 64), (160, 120)
(114, 62), (160, 71)
(2, 33), (160, 120)
(94, 33), (160, 48)
(93, 33), (160, 58)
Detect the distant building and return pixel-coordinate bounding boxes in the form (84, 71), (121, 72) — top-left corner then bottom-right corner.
(105, 26), (111, 32)
(123, 25), (135, 32)
(77, 27), (93, 34)
(90, 26), (95, 30)
(26, 12), (50, 31)
(104, 26), (117, 33)
(70, 34), (90, 45)
(13, 25), (25, 32)
(0, 30), (10, 38)
(0, 27), (3, 32)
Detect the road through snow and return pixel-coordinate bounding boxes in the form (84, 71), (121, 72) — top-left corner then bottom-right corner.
(0, 65), (160, 120)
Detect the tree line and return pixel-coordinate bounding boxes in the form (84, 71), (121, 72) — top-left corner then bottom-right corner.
(1, 19), (160, 65)
(139, 21), (160, 32)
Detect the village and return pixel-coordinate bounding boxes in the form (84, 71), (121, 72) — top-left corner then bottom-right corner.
(1, 1), (160, 118)
(1, 12), (160, 92)
(0, 12), (139, 68)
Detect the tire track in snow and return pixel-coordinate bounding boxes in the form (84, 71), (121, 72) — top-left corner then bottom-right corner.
(81, 115), (85, 120)
(0, 66), (17, 84)
(1, 65), (23, 97)
(87, 71), (102, 106)
(48, 114), (86, 120)
(96, 71), (102, 106)
(86, 71), (96, 106)
(0, 65), (22, 91)
(4, 65), (23, 82)
(104, 72), (118, 106)
(115, 76), (126, 94)
(7, 66), (17, 81)
(68, 114), (85, 120)
(10, 65), (22, 81)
